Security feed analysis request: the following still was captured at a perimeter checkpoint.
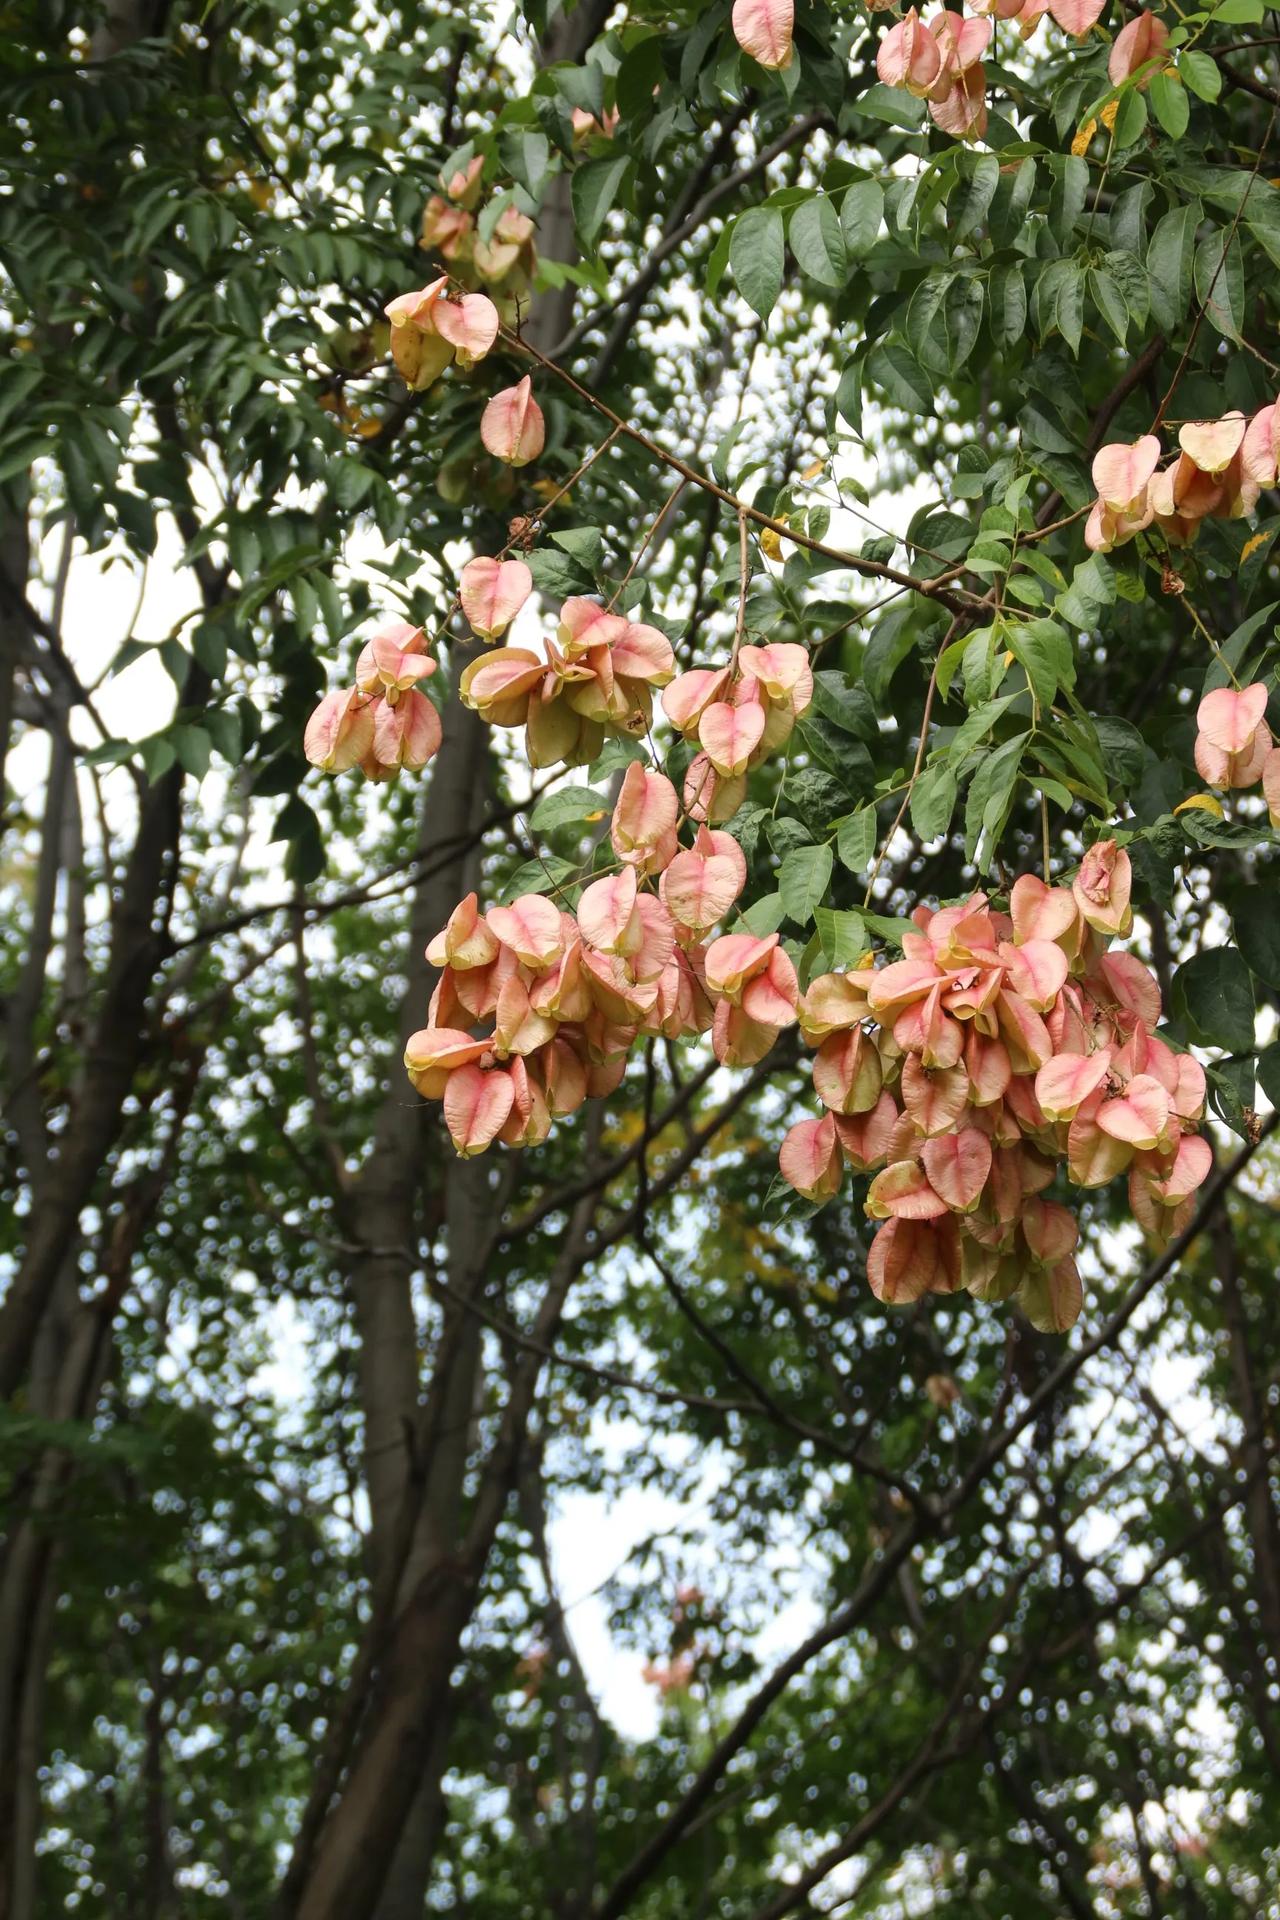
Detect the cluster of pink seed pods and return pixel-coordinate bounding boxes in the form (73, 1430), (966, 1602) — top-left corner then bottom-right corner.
(1086, 401), (1280, 554)
(1194, 682), (1280, 817)
(402, 757), (804, 1155)
(778, 848), (1211, 1329)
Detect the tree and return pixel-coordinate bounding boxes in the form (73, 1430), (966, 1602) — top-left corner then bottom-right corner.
(2, 0), (1279, 1914)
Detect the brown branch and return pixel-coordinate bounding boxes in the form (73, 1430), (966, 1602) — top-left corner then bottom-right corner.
(501, 327), (976, 615)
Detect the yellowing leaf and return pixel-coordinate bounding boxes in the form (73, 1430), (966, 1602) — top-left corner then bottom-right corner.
(1175, 793), (1225, 818)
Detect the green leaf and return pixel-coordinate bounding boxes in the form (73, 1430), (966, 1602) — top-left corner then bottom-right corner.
(529, 785), (608, 831)
(1201, 600), (1279, 694)
(1149, 69), (1190, 139)
(500, 855), (579, 903)
(1234, 894), (1280, 991)
(1049, 155), (1089, 243)
(814, 906), (868, 968)
(868, 341), (933, 412)
(909, 761), (957, 843)
(951, 152), (1000, 241)
(1172, 947), (1256, 1053)
(859, 909), (917, 947)
(863, 604), (918, 703)
(964, 733), (1026, 867)
(589, 736), (648, 780)
(811, 672), (877, 740)
(840, 178), (884, 255)
(1089, 265), (1129, 346)
(730, 205), (785, 320)
(1243, 188), (1280, 270)
(1147, 202), (1200, 333)
(1007, 618), (1075, 709)
(779, 842), (834, 924)
(942, 279), (984, 372)
(501, 129), (551, 196)
(1036, 259), (1086, 355)
(571, 154), (630, 247)
(193, 623), (228, 679)
(989, 158), (1037, 248)
(836, 808), (878, 874)
(1113, 87), (1148, 148)
(705, 219), (733, 300)
(1194, 227), (1246, 343)
(1057, 553), (1116, 628)
(550, 525), (605, 569)
(170, 724), (211, 779)
(526, 547), (593, 597)
(739, 890), (788, 936)
(1179, 49), (1221, 100)
(906, 271), (955, 371)
(790, 194), (847, 288)
(989, 264), (1027, 353)
(953, 693), (1019, 753)
(1258, 1042), (1280, 1108)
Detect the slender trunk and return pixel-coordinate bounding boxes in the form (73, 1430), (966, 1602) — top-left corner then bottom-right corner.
(0, 513), (30, 835)
(1212, 1212), (1280, 1659)
(0, 1057), (202, 1916)
(292, 1163), (603, 1920)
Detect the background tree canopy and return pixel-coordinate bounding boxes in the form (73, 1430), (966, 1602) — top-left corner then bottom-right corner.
(2, 0), (1280, 1915)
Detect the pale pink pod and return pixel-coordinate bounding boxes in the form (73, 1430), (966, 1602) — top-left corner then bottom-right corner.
(731, 0), (794, 67)
(1017, 1257), (1083, 1334)
(1091, 436), (1162, 512)
(1263, 745), (1280, 826)
(813, 1027), (884, 1115)
(741, 946), (799, 1028)
(459, 648), (545, 726)
(660, 836), (746, 933)
(900, 1055), (970, 1136)
(404, 1027), (490, 1100)
(1045, 0), (1105, 33)
(999, 937), (1069, 1010)
(1021, 1196), (1079, 1264)
(920, 1128), (992, 1213)
(1072, 840), (1133, 937)
(867, 1160), (949, 1222)
(304, 686), (375, 772)
(1179, 414), (1247, 475)
(1196, 682), (1269, 754)
(867, 1217), (962, 1303)
(481, 376), (546, 466)
(877, 9), (943, 94)
(779, 1112), (843, 1202)
(1096, 1074), (1171, 1151)
(486, 894), (566, 971)
(699, 699), (766, 776)
(577, 868), (641, 955)
(610, 620), (677, 686)
(1108, 10), (1169, 84)
(866, 958), (942, 1017)
(444, 1063), (515, 1157)
(834, 1090), (900, 1171)
(1096, 951), (1162, 1029)
(1034, 1049), (1111, 1120)
(371, 689), (442, 770)
(704, 932), (777, 1000)
(426, 892), (500, 971)
(459, 556), (533, 640)
(432, 291), (500, 366)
